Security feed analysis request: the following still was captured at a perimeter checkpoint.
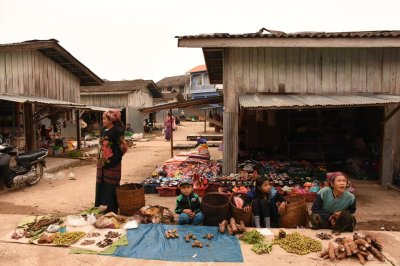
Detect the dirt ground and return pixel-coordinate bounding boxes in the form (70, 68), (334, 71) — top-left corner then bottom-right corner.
(0, 121), (399, 265)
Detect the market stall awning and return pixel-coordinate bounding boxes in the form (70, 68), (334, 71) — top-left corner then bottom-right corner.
(239, 94), (400, 110)
(0, 93), (84, 108)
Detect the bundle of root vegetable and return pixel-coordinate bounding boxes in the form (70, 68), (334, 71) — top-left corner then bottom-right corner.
(22, 216), (61, 239)
(320, 233), (385, 264)
(218, 218), (246, 235)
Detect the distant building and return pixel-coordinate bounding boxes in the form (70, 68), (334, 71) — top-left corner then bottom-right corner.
(187, 65), (220, 99)
(80, 80), (163, 133)
(156, 74), (189, 98)
(153, 90), (185, 124)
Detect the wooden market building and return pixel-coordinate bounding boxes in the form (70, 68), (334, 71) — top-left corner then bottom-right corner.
(80, 80), (163, 133)
(177, 29), (400, 187)
(0, 39), (103, 151)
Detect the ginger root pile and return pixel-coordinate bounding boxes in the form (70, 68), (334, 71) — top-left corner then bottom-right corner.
(219, 218), (246, 235)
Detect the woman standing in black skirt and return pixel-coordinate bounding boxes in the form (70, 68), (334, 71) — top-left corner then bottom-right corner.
(95, 110), (127, 213)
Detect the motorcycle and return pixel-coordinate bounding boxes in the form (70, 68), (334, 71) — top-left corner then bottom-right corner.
(0, 142), (48, 188)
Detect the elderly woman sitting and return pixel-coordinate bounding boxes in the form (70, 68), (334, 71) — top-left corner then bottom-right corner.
(310, 172), (357, 232)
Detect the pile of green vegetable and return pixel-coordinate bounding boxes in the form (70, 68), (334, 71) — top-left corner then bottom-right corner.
(273, 232), (322, 255)
(240, 229), (273, 255)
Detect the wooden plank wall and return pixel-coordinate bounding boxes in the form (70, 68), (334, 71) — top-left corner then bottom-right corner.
(128, 89), (153, 108)
(128, 90), (153, 133)
(226, 47), (400, 95)
(80, 94), (128, 108)
(0, 50), (80, 103)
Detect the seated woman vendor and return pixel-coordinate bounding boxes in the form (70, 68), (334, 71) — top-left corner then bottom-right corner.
(310, 172), (357, 232)
(245, 177), (286, 228)
(175, 178), (204, 225)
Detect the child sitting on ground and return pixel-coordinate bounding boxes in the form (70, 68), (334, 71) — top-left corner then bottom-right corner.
(245, 177), (286, 228)
(175, 178), (204, 225)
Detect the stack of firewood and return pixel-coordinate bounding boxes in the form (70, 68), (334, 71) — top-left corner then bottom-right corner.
(320, 233), (385, 264)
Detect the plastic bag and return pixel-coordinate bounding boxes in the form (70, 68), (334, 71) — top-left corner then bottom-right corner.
(233, 195), (244, 209)
(66, 215), (87, 227)
(55, 171), (65, 180)
(93, 216), (120, 229)
(47, 224), (60, 233)
(123, 221), (139, 229)
(87, 213), (97, 225)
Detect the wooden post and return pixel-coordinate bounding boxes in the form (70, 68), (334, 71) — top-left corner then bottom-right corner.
(170, 108), (173, 158)
(381, 104), (400, 187)
(76, 110), (81, 150)
(24, 103), (35, 151)
(222, 48), (238, 175)
(204, 109), (207, 133)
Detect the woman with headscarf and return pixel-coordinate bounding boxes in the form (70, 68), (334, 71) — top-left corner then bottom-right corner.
(95, 110), (128, 213)
(164, 113), (175, 141)
(310, 172), (357, 232)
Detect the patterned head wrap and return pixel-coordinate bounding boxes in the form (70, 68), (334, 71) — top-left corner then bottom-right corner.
(326, 171), (347, 186)
(103, 110), (122, 123)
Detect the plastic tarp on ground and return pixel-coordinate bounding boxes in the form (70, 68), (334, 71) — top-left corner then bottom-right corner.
(112, 224), (243, 262)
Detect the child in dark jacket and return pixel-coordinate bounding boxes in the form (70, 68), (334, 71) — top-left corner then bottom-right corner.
(245, 177), (286, 228)
(175, 178), (204, 225)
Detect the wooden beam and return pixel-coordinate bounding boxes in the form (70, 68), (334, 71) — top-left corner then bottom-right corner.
(140, 96), (223, 113)
(185, 107), (223, 128)
(179, 37), (400, 48)
(381, 104), (400, 125)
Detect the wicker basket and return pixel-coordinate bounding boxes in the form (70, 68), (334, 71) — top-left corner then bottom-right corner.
(279, 195), (307, 228)
(200, 192), (230, 226)
(230, 193), (253, 226)
(116, 183), (145, 216)
(206, 182), (221, 193)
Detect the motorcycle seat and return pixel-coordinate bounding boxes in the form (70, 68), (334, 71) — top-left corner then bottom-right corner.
(17, 149), (47, 163)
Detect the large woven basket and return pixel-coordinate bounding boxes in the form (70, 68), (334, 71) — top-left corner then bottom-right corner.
(279, 195), (307, 228)
(200, 192), (230, 226)
(116, 183), (145, 216)
(230, 193), (253, 226)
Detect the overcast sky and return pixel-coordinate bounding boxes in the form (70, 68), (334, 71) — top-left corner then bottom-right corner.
(1, 0), (400, 82)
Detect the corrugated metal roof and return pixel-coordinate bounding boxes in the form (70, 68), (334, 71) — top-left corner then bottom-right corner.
(177, 29), (400, 39)
(81, 91), (131, 96)
(156, 75), (189, 88)
(84, 105), (118, 112)
(80, 80), (164, 98)
(239, 94), (400, 109)
(0, 93), (84, 107)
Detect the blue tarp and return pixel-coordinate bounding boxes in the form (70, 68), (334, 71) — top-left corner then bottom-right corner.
(113, 224), (243, 262)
